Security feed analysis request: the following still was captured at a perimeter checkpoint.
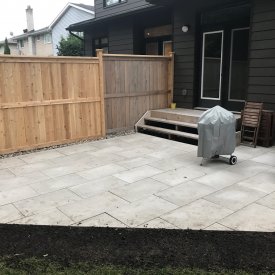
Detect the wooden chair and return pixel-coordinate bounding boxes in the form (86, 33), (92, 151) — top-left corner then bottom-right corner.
(241, 102), (263, 148)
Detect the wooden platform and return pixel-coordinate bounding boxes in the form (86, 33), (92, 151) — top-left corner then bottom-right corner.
(135, 108), (241, 145)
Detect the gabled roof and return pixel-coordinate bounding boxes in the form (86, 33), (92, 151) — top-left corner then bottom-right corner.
(49, 2), (94, 29)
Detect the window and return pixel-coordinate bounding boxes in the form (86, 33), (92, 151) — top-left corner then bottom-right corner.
(104, 0), (126, 7)
(44, 33), (52, 44)
(19, 40), (24, 48)
(93, 37), (109, 55)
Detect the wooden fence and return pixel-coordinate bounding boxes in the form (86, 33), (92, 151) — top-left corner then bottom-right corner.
(103, 53), (174, 132)
(0, 50), (174, 154)
(0, 54), (105, 153)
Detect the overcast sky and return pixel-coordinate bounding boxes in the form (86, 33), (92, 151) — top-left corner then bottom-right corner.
(0, 0), (94, 39)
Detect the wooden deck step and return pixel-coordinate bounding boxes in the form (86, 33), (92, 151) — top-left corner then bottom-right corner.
(145, 117), (198, 129)
(137, 125), (199, 140)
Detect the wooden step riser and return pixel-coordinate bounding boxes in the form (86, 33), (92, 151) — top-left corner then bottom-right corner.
(150, 110), (199, 124)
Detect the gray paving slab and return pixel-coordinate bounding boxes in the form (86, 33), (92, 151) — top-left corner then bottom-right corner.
(219, 203), (275, 232)
(161, 199), (233, 230)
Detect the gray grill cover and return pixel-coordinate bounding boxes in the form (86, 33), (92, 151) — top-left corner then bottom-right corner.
(197, 106), (236, 158)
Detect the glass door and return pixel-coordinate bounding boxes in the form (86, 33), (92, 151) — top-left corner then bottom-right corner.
(227, 28), (249, 110)
(199, 31), (224, 107)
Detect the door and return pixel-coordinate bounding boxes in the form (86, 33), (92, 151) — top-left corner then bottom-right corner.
(199, 27), (249, 111)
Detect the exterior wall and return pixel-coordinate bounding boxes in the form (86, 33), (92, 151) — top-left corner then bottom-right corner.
(108, 18), (134, 54)
(0, 44), (18, 55)
(247, 0), (275, 111)
(17, 34), (53, 56)
(35, 35), (53, 56)
(95, 0), (152, 19)
(52, 6), (93, 55)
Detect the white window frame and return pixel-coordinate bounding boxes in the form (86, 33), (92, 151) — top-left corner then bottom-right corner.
(228, 27), (250, 102)
(44, 33), (52, 44)
(200, 30), (224, 101)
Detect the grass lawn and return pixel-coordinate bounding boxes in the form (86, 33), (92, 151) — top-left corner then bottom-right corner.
(0, 258), (267, 275)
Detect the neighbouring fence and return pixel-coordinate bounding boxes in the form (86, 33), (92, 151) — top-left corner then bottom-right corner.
(0, 55), (105, 153)
(0, 50), (174, 154)
(103, 53), (174, 132)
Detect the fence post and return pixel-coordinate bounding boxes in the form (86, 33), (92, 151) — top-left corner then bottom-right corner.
(168, 52), (175, 107)
(97, 49), (106, 137)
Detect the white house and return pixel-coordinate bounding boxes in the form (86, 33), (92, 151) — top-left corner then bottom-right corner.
(13, 3), (94, 56)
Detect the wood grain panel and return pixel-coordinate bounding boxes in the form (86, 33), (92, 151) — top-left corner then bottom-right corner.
(0, 55), (104, 154)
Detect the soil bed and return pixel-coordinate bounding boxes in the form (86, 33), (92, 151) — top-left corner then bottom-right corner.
(0, 224), (274, 273)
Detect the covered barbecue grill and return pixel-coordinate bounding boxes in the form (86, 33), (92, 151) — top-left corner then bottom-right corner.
(197, 106), (237, 165)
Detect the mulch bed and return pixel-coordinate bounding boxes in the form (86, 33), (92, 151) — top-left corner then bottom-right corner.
(0, 224), (274, 273)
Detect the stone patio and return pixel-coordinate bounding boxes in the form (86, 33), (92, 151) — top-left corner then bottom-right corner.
(0, 133), (274, 232)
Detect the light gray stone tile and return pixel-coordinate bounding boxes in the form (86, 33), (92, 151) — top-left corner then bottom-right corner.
(70, 176), (128, 199)
(0, 172), (50, 192)
(205, 223), (232, 231)
(0, 204), (23, 223)
(194, 170), (245, 190)
(55, 143), (98, 155)
(156, 181), (215, 206)
(9, 161), (54, 176)
(114, 165), (163, 184)
(116, 146), (156, 159)
(19, 151), (65, 164)
(161, 199), (233, 230)
(152, 167), (205, 186)
(59, 192), (128, 222)
(12, 209), (73, 226)
(257, 192), (275, 210)
(111, 178), (168, 202)
(31, 174), (88, 195)
(0, 186), (38, 206)
(42, 162), (92, 178)
(117, 156), (158, 169)
(138, 218), (177, 229)
(108, 195), (177, 227)
(251, 152), (275, 166)
(0, 157), (26, 169)
(148, 158), (187, 171)
(76, 213), (127, 228)
(88, 146), (124, 157)
(204, 184), (266, 211)
(148, 148), (184, 159)
(0, 169), (16, 180)
(237, 171), (275, 194)
(14, 189), (81, 216)
(226, 160), (271, 178)
(220, 203), (275, 232)
(77, 164), (127, 181)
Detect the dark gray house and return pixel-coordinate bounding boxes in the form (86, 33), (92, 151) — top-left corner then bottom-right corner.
(68, 0), (275, 112)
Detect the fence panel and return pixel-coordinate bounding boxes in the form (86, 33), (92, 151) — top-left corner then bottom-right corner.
(103, 54), (174, 132)
(0, 56), (105, 153)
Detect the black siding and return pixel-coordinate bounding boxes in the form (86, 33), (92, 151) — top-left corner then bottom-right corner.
(95, 0), (152, 19)
(247, 0), (275, 110)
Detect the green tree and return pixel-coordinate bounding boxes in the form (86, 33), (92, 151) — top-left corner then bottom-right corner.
(56, 34), (84, 56)
(4, 37), (10, 55)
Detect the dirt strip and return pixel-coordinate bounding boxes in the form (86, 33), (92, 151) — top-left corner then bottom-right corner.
(0, 224), (274, 272)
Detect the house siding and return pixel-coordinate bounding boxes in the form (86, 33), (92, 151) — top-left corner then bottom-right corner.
(108, 18), (134, 54)
(52, 6), (93, 55)
(95, 0), (152, 19)
(247, 0), (275, 110)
